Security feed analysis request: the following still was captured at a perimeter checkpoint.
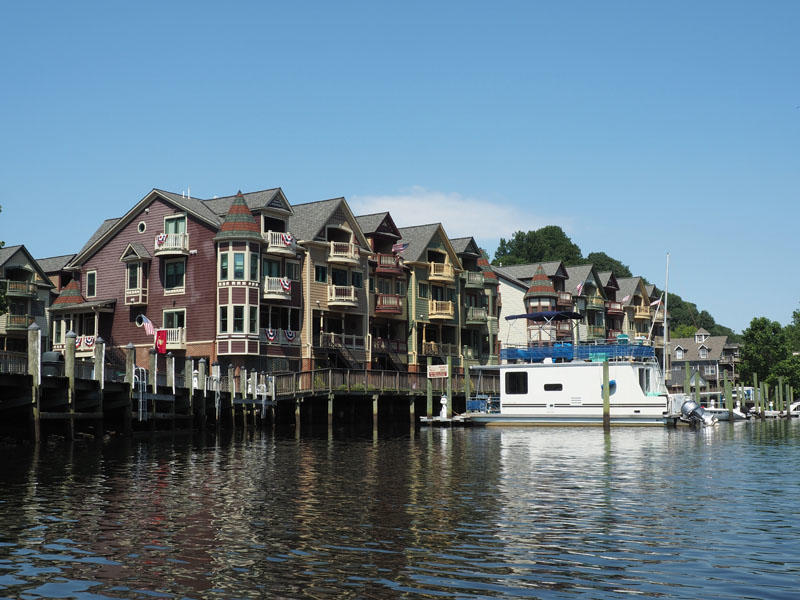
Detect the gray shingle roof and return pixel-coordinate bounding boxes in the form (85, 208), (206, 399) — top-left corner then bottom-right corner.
(490, 265), (528, 289)
(396, 224), (443, 263)
(616, 277), (644, 305)
(0, 245), (23, 266)
(200, 188), (287, 217)
(493, 261), (565, 282)
(597, 271), (618, 290)
(450, 236), (479, 256)
(288, 197), (370, 249)
(36, 254), (77, 273)
(355, 212), (390, 235)
(670, 335), (728, 362)
(564, 264), (594, 296)
(153, 189), (223, 226)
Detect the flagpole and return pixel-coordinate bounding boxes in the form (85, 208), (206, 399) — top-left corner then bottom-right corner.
(663, 252), (670, 384)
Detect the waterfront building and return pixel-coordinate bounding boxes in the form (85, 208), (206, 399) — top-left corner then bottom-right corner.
(356, 212), (409, 371)
(289, 197), (371, 370)
(564, 264), (607, 342)
(395, 223), (463, 371)
(615, 276), (652, 342)
(667, 328), (739, 398)
(597, 271), (624, 339)
(0, 245), (53, 352)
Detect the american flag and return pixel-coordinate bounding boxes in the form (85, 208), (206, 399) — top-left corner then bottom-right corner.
(140, 314), (155, 336)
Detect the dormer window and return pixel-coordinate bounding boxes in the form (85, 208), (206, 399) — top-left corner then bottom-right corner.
(675, 347), (684, 360)
(263, 216), (286, 234)
(699, 346), (708, 359)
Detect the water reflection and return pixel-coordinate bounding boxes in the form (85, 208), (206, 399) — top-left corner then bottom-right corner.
(0, 422), (798, 598)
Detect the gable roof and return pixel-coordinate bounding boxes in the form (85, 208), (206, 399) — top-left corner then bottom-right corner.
(36, 254), (76, 273)
(491, 265), (528, 290)
(616, 277), (646, 305)
(449, 236), (481, 257)
(564, 264), (596, 296)
(0, 245), (54, 287)
(52, 279), (85, 305)
(597, 271), (619, 291)
(201, 188), (290, 217)
(289, 197), (370, 249)
(493, 261), (567, 282)
(355, 211), (402, 238)
(120, 243), (151, 262)
(669, 335), (728, 362)
(396, 223), (462, 268)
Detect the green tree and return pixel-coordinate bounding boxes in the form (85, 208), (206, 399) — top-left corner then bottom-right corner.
(671, 324), (696, 339)
(767, 354), (800, 391)
(493, 225), (582, 266)
(784, 306), (800, 353)
(738, 317), (789, 384)
(580, 251), (632, 278)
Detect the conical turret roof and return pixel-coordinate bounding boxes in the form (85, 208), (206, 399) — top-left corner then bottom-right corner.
(52, 279), (85, 305)
(213, 191), (263, 244)
(524, 264), (556, 299)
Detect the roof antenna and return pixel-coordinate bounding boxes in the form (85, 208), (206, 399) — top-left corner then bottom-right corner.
(187, 186), (190, 199)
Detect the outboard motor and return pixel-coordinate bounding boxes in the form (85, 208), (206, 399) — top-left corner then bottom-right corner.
(680, 398), (718, 427)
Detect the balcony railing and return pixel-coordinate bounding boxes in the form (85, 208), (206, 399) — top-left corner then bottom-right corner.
(587, 325), (606, 339)
(263, 230), (297, 256)
(465, 306), (488, 323)
(429, 262), (454, 282)
(556, 322), (572, 337)
(557, 291), (573, 307)
(319, 332), (365, 349)
(154, 232), (190, 256)
(605, 301), (624, 314)
(429, 300), (454, 319)
(328, 241), (360, 264)
(527, 301), (555, 313)
(372, 337), (407, 355)
(462, 271), (484, 288)
(164, 327), (186, 350)
(0, 313), (34, 334)
(375, 293), (403, 314)
(586, 297), (605, 310)
(124, 285), (148, 306)
(260, 328), (300, 345)
(3, 280), (37, 297)
(263, 276), (292, 301)
(421, 341), (459, 356)
(634, 306), (652, 320)
(375, 253), (403, 274)
(327, 285), (358, 307)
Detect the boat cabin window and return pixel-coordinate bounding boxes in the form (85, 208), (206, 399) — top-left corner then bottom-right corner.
(638, 367), (651, 393)
(505, 372), (528, 395)
(544, 383), (563, 391)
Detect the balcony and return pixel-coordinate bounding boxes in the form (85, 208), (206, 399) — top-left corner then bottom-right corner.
(421, 341), (459, 356)
(327, 285), (358, 308)
(260, 328), (299, 346)
(607, 329), (623, 340)
(556, 321), (572, 338)
(0, 313), (34, 335)
(605, 301), (624, 315)
(587, 325), (606, 339)
(429, 262), (454, 282)
(375, 253), (403, 275)
(372, 337), (407, 355)
(375, 293), (403, 315)
(124, 285), (148, 306)
(3, 280), (37, 297)
(263, 276), (292, 301)
(263, 230), (297, 256)
(586, 297), (605, 311)
(164, 327), (186, 350)
(465, 306), (488, 325)
(428, 300), (454, 320)
(556, 291), (573, 307)
(328, 241), (360, 265)
(461, 271), (484, 288)
(634, 306), (652, 320)
(154, 232), (190, 256)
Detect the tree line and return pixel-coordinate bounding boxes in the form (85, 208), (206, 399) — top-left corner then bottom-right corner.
(492, 225), (737, 340)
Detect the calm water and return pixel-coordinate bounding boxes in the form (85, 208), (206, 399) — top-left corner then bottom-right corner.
(1, 421), (799, 599)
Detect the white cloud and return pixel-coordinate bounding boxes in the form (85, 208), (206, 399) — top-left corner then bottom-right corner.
(349, 186), (571, 248)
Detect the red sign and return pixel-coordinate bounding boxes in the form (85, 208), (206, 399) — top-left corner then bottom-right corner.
(155, 329), (167, 354)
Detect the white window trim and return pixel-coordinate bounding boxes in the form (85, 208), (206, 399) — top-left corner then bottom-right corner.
(163, 213), (187, 233)
(86, 270), (97, 298)
(232, 304), (246, 333)
(164, 258), (186, 295)
(162, 307), (186, 330)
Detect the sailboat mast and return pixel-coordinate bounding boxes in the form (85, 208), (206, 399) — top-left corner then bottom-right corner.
(663, 252), (670, 382)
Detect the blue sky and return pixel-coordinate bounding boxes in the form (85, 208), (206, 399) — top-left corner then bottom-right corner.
(1, 2), (798, 333)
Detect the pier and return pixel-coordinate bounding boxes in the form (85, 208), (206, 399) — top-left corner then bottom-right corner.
(0, 327), (499, 442)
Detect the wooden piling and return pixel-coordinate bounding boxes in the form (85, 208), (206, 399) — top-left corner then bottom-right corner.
(123, 343), (135, 434)
(602, 360), (610, 430)
(426, 357), (432, 418)
(724, 370), (732, 420)
(328, 393), (334, 427)
(94, 337), (106, 437)
(65, 331), (77, 440)
(446, 356), (453, 419)
(372, 393), (379, 429)
(27, 324), (41, 443)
